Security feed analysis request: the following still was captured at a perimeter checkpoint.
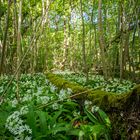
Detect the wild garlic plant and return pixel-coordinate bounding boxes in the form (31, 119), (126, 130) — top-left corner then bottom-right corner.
(5, 106), (32, 140)
(0, 73), (112, 140)
(58, 73), (136, 93)
(0, 74), (74, 139)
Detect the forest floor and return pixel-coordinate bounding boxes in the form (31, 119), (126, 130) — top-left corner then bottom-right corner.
(0, 72), (140, 140)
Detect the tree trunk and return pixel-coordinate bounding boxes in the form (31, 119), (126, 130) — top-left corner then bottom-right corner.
(62, 0), (69, 70)
(16, 0), (23, 101)
(80, 0), (88, 82)
(17, 0), (22, 75)
(0, 0), (11, 75)
(98, 0), (108, 80)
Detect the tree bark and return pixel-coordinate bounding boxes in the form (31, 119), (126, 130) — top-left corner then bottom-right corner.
(17, 0), (23, 75)
(0, 0), (11, 75)
(62, 0), (69, 70)
(16, 0), (23, 101)
(80, 0), (88, 82)
(98, 0), (108, 80)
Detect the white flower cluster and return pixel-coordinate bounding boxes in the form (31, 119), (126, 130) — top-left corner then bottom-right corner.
(91, 106), (99, 113)
(11, 98), (18, 108)
(58, 89), (67, 101)
(73, 110), (80, 117)
(52, 102), (59, 110)
(60, 74), (136, 94)
(22, 94), (33, 102)
(67, 88), (72, 95)
(58, 88), (72, 101)
(46, 79), (49, 85)
(15, 135), (32, 140)
(84, 100), (92, 108)
(50, 88), (73, 110)
(49, 83), (57, 93)
(53, 70), (74, 75)
(5, 106), (32, 140)
(20, 106), (29, 115)
(37, 96), (50, 104)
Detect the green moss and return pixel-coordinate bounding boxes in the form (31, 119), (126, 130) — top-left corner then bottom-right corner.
(132, 84), (140, 95)
(46, 73), (87, 94)
(45, 73), (140, 111)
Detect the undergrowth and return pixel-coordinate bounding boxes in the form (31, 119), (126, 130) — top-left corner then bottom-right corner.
(54, 71), (136, 93)
(0, 73), (111, 140)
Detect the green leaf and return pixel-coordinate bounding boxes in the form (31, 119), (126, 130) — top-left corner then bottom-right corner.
(67, 129), (83, 137)
(63, 101), (78, 109)
(91, 124), (106, 135)
(36, 111), (48, 134)
(51, 110), (63, 125)
(84, 108), (99, 124)
(80, 124), (107, 140)
(48, 123), (71, 135)
(98, 109), (111, 128)
(26, 106), (37, 137)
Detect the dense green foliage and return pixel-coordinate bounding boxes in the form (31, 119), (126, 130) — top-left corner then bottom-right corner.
(0, 74), (111, 140)
(55, 71), (136, 93)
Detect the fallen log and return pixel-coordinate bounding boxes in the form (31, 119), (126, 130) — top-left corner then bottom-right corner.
(45, 73), (140, 111)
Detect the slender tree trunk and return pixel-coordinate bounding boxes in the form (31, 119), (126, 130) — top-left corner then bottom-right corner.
(41, 0), (51, 71)
(113, 2), (121, 78)
(94, 25), (98, 75)
(44, 0), (50, 71)
(123, 32), (130, 73)
(98, 0), (108, 80)
(92, 0), (98, 74)
(0, 0), (11, 75)
(91, 1), (98, 74)
(16, 0), (23, 101)
(42, 0), (45, 25)
(30, 10), (34, 73)
(88, 8), (93, 70)
(70, 3), (76, 71)
(17, 0), (22, 74)
(80, 0), (88, 82)
(130, 10), (138, 80)
(62, 0), (68, 70)
(68, 0), (71, 70)
(119, 1), (125, 81)
(120, 38), (123, 81)
(12, 0), (18, 73)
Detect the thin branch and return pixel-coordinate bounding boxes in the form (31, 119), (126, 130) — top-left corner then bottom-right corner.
(37, 89), (93, 109)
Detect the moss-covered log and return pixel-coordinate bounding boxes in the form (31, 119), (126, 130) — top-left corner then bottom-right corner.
(46, 73), (140, 111)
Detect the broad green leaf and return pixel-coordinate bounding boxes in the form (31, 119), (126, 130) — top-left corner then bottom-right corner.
(98, 109), (111, 128)
(36, 111), (48, 134)
(84, 108), (99, 124)
(26, 106), (37, 137)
